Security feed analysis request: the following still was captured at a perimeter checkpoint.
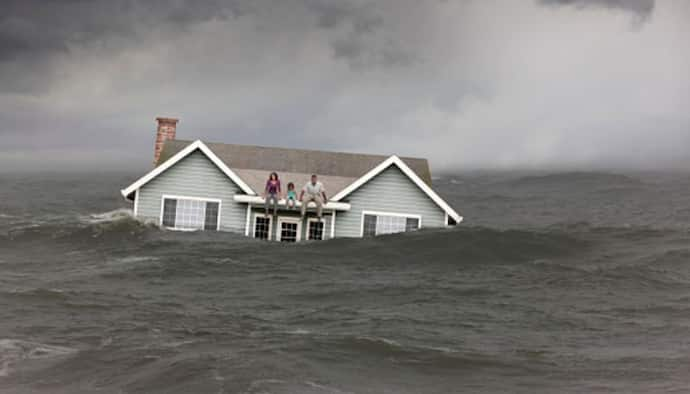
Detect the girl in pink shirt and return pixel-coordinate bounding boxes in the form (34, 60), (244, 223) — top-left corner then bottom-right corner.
(264, 172), (281, 216)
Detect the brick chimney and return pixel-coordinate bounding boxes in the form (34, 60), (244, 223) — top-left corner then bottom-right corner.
(154, 117), (179, 165)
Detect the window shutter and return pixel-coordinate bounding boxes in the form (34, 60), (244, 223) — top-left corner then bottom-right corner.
(362, 214), (377, 237)
(162, 199), (177, 227)
(204, 202), (219, 230)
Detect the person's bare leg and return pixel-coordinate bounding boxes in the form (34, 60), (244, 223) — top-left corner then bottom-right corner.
(315, 196), (323, 219)
(300, 197), (309, 218)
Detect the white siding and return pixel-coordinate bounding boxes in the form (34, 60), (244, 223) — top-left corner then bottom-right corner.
(136, 150), (246, 232)
(335, 165), (447, 237)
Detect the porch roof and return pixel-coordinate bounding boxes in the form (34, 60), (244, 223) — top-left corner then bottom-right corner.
(233, 195), (351, 211)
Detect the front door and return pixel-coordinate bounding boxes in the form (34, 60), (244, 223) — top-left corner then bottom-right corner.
(276, 217), (302, 242)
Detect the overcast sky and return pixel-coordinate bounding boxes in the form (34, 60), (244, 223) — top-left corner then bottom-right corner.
(1, 0), (688, 172)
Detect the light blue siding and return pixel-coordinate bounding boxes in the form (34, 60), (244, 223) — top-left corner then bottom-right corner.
(133, 151), (447, 239)
(136, 150), (247, 232)
(334, 165), (447, 237)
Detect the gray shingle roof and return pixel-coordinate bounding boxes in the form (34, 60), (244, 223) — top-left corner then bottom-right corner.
(157, 139), (433, 195)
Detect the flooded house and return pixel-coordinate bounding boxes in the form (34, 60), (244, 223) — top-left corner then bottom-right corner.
(121, 117), (462, 242)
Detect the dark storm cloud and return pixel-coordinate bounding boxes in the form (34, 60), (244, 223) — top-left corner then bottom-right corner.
(0, 0), (688, 172)
(539, 0), (655, 20)
(0, 0), (403, 93)
(0, 0), (256, 93)
(0, 0), (234, 56)
(309, 0), (383, 32)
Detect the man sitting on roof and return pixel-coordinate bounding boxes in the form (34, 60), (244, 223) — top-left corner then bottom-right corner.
(300, 174), (327, 220)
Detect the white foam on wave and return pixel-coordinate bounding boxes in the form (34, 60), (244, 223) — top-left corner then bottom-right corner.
(115, 256), (156, 264)
(356, 336), (401, 347)
(305, 380), (354, 393)
(83, 208), (133, 224)
(0, 339), (77, 377)
(286, 328), (311, 335)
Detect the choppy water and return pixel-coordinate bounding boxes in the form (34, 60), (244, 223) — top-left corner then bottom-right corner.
(1, 171), (689, 393)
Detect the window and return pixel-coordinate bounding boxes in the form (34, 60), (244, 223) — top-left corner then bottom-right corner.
(361, 211), (421, 237)
(176, 199), (205, 229)
(375, 215), (407, 235)
(254, 215), (272, 240)
(160, 196), (220, 231)
(307, 219), (325, 240)
(277, 217), (301, 242)
(405, 217), (420, 232)
(280, 222), (299, 242)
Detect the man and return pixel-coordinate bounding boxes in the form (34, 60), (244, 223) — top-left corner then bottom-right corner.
(300, 174), (327, 219)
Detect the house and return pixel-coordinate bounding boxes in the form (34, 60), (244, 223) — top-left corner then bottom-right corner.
(120, 117), (462, 242)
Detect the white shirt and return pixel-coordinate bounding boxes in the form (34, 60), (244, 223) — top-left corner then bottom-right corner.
(303, 181), (325, 197)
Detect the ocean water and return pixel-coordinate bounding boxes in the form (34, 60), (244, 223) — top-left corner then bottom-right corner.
(1, 171), (689, 393)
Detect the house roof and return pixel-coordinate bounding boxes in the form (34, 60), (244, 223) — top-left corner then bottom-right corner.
(157, 139), (433, 186)
(122, 139), (461, 223)
(232, 168), (357, 197)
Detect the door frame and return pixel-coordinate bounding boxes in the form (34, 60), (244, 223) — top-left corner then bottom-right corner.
(276, 216), (302, 242)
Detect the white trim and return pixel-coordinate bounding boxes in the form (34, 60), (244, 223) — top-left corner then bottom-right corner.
(444, 213), (449, 226)
(306, 218), (325, 240)
(232, 195), (351, 211)
(161, 194), (222, 203)
(252, 213), (273, 240)
(330, 211), (336, 239)
(244, 204), (252, 237)
(331, 155), (462, 223)
(159, 194), (222, 231)
(359, 210), (422, 237)
(276, 216), (302, 242)
(120, 140), (255, 199)
(133, 190), (139, 216)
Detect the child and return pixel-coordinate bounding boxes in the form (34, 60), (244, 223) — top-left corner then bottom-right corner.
(286, 182), (297, 210)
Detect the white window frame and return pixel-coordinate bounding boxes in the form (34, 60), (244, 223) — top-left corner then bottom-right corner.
(159, 194), (222, 231)
(252, 212), (273, 240)
(276, 216), (302, 242)
(306, 218), (326, 240)
(359, 210), (422, 237)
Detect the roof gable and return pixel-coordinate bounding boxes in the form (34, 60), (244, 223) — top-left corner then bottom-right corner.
(331, 155), (462, 223)
(158, 139), (433, 186)
(120, 140), (255, 199)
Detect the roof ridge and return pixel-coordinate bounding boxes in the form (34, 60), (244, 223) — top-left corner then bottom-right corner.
(158, 139), (433, 186)
(173, 139), (429, 162)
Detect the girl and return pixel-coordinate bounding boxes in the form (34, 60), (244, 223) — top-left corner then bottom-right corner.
(285, 182), (297, 209)
(264, 172), (281, 216)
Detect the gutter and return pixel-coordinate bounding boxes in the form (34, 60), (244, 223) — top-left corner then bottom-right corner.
(233, 195), (351, 211)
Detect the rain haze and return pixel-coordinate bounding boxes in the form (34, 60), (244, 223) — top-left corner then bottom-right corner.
(1, 0), (688, 172)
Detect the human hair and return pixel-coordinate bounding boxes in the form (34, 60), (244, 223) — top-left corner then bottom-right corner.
(311, 174), (317, 178)
(269, 172), (279, 181)
(287, 182), (294, 190)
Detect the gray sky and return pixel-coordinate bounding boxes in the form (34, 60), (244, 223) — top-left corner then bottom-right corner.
(1, 0), (688, 172)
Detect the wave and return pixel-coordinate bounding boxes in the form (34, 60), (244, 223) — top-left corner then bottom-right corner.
(80, 208), (134, 224)
(302, 335), (535, 372)
(2, 211), (688, 282)
(1, 210), (157, 245)
(0, 339), (77, 377)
